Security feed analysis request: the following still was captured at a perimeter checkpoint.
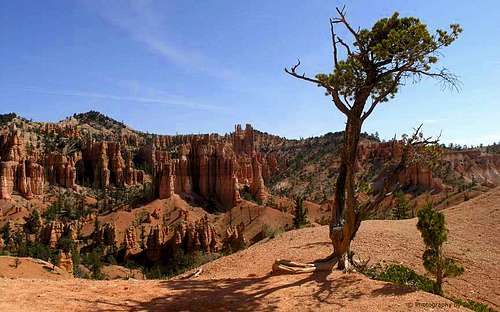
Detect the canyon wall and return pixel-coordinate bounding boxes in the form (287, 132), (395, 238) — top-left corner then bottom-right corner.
(0, 120), (274, 211)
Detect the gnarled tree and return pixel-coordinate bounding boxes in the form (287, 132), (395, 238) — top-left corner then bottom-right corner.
(273, 7), (461, 273)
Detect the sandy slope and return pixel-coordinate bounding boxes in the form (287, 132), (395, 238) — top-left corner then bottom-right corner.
(0, 256), (71, 280)
(1, 187), (499, 311)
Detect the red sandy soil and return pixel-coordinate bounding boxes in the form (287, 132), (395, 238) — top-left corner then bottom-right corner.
(0, 256), (71, 280)
(1, 187), (499, 311)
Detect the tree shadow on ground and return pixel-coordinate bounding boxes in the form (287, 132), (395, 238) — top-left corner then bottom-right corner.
(79, 270), (418, 312)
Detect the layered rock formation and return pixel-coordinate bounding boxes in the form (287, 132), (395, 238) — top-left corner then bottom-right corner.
(46, 154), (78, 189)
(0, 162), (16, 199)
(17, 160), (44, 199)
(1, 114), (274, 211)
(0, 129), (45, 199)
(57, 251), (74, 275)
(443, 150), (500, 185)
(359, 141), (441, 190)
(152, 126), (274, 210)
(146, 224), (168, 261)
(171, 217), (220, 254)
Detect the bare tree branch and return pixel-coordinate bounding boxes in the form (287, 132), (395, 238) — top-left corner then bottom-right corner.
(409, 68), (462, 92)
(336, 37), (352, 56)
(284, 59), (352, 116)
(284, 59), (325, 85)
(330, 18), (339, 67)
(331, 6), (362, 50)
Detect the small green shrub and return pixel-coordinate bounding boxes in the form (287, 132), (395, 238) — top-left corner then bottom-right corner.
(451, 299), (496, 312)
(365, 264), (437, 293)
(417, 201), (464, 294)
(240, 185), (262, 205)
(363, 263), (495, 311)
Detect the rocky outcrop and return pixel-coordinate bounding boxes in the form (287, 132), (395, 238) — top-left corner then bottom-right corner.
(124, 153), (144, 185)
(0, 127), (45, 199)
(80, 141), (145, 189)
(0, 160), (44, 200)
(0, 126), (25, 162)
(46, 154), (77, 189)
(0, 118), (272, 210)
(0, 161), (16, 199)
(443, 150), (500, 185)
(173, 145), (192, 194)
(171, 217), (220, 254)
(146, 225), (168, 261)
(84, 142), (111, 189)
(190, 142), (240, 209)
(123, 226), (139, 260)
(250, 156), (268, 203)
(93, 222), (117, 247)
(154, 141), (242, 209)
(57, 251), (73, 275)
(40, 220), (65, 249)
(158, 162), (175, 199)
(398, 164), (442, 191)
(38, 220), (79, 250)
(233, 124), (254, 155)
(224, 222), (246, 251)
(360, 141), (442, 191)
(17, 160), (44, 198)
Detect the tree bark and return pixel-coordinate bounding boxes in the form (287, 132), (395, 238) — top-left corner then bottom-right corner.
(436, 247), (443, 294)
(330, 115), (363, 270)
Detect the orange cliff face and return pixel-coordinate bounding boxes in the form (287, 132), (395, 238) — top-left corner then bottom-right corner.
(153, 125), (274, 210)
(0, 119), (275, 212)
(0, 128), (44, 199)
(3, 112), (498, 209)
(358, 140), (442, 191)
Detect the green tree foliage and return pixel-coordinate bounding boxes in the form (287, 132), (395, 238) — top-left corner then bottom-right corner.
(365, 263), (436, 293)
(23, 209), (42, 235)
(240, 185), (262, 205)
(89, 250), (104, 279)
(392, 191), (411, 220)
(43, 191), (90, 222)
(92, 217), (103, 248)
(1, 222), (11, 243)
(57, 236), (75, 253)
(313, 12), (462, 102)
(0, 113), (17, 125)
(293, 196), (308, 229)
(18, 241), (53, 262)
(416, 202), (464, 294)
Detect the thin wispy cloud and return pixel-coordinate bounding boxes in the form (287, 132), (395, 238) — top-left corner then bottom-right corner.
(22, 86), (222, 111)
(83, 0), (234, 80)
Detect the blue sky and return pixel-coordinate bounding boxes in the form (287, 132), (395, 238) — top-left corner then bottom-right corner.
(1, 0), (499, 145)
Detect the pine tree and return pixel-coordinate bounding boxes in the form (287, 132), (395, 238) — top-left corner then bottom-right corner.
(416, 202), (464, 294)
(293, 196), (308, 229)
(392, 191), (411, 220)
(24, 209), (42, 235)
